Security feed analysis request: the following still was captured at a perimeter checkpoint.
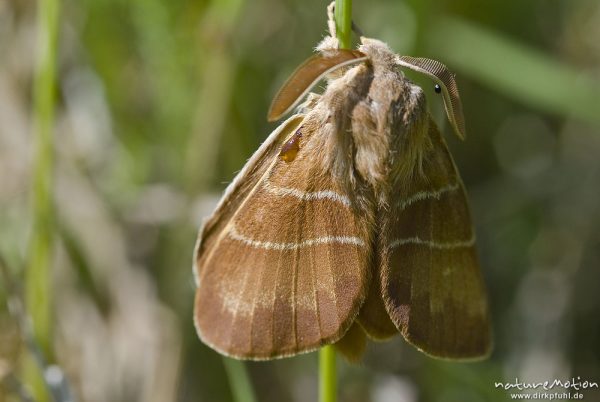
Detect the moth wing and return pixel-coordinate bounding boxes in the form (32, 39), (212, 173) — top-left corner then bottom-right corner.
(195, 113), (304, 278)
(194, 120), (372, 359)
(356, 245), (399, 340)
(381, 118), (491, 359)
(334, 321), (367, 363)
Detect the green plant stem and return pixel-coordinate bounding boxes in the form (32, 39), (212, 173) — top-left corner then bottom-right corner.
(320, 4), (349, 401)
(319, 345), (337, 402)
(335, 0), (352, 49)
(27, 0), (60, 400)
(222, 358), (257, 402)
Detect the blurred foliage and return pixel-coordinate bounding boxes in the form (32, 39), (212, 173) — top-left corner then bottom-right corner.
(1, 0), (600, 401)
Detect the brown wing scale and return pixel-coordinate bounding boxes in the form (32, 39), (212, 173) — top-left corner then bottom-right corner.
(356, 232), (399, 340)
(380, 118), (491, 359)
(194, 121), (372, 359)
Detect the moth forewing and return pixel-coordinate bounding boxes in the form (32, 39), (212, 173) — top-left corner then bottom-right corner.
(194, 113), (304, 283)
(380, 118), (491, 360)
(194, 110), (373, 359)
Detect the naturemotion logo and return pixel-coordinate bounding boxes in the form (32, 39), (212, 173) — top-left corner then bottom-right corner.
(494, 377), (598, 400)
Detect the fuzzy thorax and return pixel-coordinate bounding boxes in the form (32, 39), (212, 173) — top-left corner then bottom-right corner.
(308, 37), (431, 198)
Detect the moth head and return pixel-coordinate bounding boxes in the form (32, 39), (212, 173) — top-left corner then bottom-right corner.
(268, 36), (466, 142)
(357, 37), (398, 70)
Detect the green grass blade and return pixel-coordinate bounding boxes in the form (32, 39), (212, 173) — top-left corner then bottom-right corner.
(222, 358), (258, 402)
(429, 17), (600, 126)
(26, 0), (60, 400)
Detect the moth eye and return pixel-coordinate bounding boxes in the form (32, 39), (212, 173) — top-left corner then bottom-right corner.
(434, 84), (442, 94)
(279, 129), (303, 162)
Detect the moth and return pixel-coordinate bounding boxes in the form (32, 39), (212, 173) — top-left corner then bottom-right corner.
(193, 32), (492, 361)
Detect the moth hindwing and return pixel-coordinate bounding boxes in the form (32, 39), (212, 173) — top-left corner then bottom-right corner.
(194, 36), (491, 361)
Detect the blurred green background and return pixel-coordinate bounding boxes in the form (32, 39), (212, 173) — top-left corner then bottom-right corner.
(1, 0), (600, 401)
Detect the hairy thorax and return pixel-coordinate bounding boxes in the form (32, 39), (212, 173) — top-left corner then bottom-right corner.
(300, 38), (432, 206)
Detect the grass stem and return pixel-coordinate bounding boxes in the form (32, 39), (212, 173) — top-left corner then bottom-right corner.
(319, 345), (337, 402)
(222, 358), (257, 402)
(27, 0), (60, 400)
(320, 3), (350, 400)
(334, 0), (353, 49)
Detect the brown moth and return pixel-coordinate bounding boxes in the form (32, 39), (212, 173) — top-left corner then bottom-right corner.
(193, 25), (491, 361)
